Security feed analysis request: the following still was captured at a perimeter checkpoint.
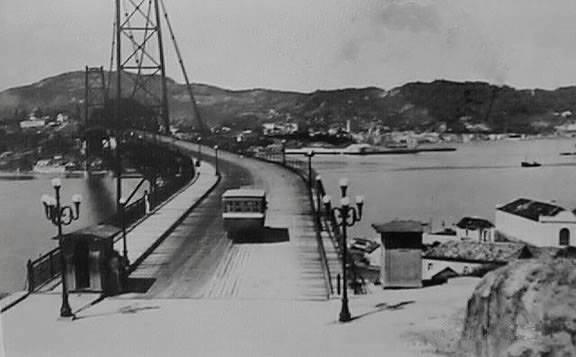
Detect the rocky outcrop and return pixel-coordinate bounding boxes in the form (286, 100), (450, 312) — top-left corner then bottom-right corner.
(459, 255), (576, 357)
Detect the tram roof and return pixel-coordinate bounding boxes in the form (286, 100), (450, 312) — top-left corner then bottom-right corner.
(222, 188), (266, 199)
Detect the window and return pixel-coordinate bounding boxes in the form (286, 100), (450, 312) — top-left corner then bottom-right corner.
(427, 263), (433, 271)
(559, 228), (570, 246)
(224, 200), (262, 213)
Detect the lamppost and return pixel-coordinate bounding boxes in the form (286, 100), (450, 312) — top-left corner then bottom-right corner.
(305, 149), (315, 189)
(119, 196), (128, 265)
(197, 137), (202, 163)
(41, 178), (82, 319)
(323, 178), (364, 323)
(315, 175), (324, 228)
(214, 145), (219, 176)
(281, 139), (287, 166)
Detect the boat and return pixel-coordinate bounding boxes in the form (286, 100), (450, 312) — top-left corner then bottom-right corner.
(521, 161), (541, 168)
(33, 156), (87, 175)
(33, 158), (68, 174)
(85, 158), (110, 176)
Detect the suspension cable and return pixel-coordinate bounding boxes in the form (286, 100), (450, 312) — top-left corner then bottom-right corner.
(159, 0), (206, 132)
(108, 15), (117, 97)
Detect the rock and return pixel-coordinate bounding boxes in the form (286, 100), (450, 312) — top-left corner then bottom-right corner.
(459, 255), (576, 357)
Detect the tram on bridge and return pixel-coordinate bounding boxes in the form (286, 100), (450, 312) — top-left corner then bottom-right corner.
(222, 188), (267, 241)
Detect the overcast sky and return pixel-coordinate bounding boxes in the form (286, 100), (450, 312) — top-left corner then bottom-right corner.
(1, 0), (576, 92)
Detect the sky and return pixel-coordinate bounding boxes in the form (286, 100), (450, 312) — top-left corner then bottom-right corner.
(1, 0), (576, 92)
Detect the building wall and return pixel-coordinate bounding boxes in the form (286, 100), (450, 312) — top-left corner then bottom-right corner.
(381, 248), (422, 288)
(495, 210), (575, 247)
(19, 119), (45, 129)
(422, 259), (483, 280)
(455, 227), (494, 242)
(423, 233), (457, 245)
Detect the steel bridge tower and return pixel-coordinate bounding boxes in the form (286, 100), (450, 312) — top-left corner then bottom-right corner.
(114, 0), (170, 133)
(84, 66), (107, 124)
(113, 0), (207, 134)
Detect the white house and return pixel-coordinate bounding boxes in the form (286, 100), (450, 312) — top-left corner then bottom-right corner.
(262, 122), (298, 136)
(495, 198), (576, 247)
(454, 216), (495, 242)
(19, 118), (45, 129)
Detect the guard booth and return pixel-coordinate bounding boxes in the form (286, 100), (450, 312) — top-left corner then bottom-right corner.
(61, 224), (124, 295)
(372, 220), (423, 288)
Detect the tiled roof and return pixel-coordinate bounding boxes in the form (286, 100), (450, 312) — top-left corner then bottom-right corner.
(424, 240), (529, 263)
(456, 217), (494, 230)
(372, 220), (424, 233)
(63, 224), (121, 240)
(497, 198), (565, 221)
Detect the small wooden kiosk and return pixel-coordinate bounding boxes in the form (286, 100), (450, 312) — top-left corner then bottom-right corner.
(372, 220), (423, 288)
(61, 224), (123, 294)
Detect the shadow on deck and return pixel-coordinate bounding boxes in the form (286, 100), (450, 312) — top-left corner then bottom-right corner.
(234, 227), (289, 244)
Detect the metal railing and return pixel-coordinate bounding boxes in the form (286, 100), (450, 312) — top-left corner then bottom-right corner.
(253, 150), (334, 297)
(26, 248), (62, 292)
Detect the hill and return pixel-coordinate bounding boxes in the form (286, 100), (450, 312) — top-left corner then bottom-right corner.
(2, 71), (576, 133)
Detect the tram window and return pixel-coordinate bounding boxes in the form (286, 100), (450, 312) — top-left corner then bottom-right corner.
(224, 199), (263, 213)
(246, 201), (259, 212)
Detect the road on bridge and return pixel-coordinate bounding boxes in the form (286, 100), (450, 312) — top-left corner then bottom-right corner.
(128, 143), (328, 300)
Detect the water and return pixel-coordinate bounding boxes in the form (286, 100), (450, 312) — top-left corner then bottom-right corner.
(314, 138), (576, 240)
(2, 138), (576, 293)
(0, 174), (147, 293)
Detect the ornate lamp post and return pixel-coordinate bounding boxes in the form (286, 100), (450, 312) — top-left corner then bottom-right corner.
(197, 137), (202, 163)
(214, 145), (219, 176)
(41, 178), (82, 319)
(305, 150), (315, 189)
(323, 178), (364, 323)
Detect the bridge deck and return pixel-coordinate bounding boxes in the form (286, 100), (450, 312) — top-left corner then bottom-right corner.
(128, 143), (328, 301)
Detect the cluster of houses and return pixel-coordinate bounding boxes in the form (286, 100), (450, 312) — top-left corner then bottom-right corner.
(19, 110), (69, 130)
(355, 197), (576, 288)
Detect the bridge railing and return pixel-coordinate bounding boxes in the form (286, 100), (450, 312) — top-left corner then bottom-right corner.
(252, 150), (334, 297)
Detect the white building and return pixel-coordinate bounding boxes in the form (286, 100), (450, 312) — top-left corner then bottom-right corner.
(495, 198), (576, 247)
(262, 122), (298, 136)
(19, 118), (45, 129)
(454, 217), (495, 242)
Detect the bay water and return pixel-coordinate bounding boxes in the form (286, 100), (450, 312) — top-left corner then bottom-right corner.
(2, 138), (576, 294)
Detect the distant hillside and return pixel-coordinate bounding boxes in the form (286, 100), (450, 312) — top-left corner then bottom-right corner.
(2, 71), (576, 133)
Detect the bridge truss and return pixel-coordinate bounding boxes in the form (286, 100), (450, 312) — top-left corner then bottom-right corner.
(111, 0), (207, 134)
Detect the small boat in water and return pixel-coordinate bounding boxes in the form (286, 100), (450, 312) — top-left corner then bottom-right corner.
(521, 161), (541, 168)
(33, 158), (68, 174)
(34, 156), (86, 175)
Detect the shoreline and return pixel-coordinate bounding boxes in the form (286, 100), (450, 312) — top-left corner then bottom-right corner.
(286, 145), (457, 156)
